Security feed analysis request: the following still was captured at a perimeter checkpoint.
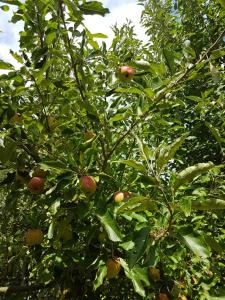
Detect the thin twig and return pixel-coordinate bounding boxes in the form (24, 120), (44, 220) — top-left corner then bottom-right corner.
(59, 1), (90, 109)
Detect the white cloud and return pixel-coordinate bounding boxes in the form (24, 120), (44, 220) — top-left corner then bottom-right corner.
(0, 7), (23, 74)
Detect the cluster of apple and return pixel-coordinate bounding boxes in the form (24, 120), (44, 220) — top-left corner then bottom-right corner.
(105, 260), (188, 299)
(25, 173), (97, 245)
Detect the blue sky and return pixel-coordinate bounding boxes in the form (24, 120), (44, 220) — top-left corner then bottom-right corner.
(0, 0), (146, 70)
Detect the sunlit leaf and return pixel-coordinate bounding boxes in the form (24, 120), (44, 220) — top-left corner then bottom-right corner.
(96, 210), (123, 242)
(178, 228), (211, 258)
(173, 162), (214, 190)
(156, 133), (189, 173)
(79, 1), (109, 16)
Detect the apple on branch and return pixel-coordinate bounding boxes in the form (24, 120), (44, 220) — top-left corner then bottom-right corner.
(28, 177), (45, 194)
(114, 191), (131, 203)
(79, 176), (97, 194)
(116, 66), (135, 82)
(106, 257), (121, 279)
(25, 229), (44, 246)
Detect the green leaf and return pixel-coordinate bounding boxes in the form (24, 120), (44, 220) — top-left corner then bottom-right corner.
(0, 137), (17, 163)
(178, 228), (211, 258)
(144, 88), (155, 98)
(91, 33), (108, 38)
(204, 236), (223, 254)
(47, 220), (55, 239)
(120, 258), (149, 297)
(208, 297), (225, 300)
(94, 261), (107, 290)
(79, 1), (109, 16)
(46, 32), (56, 46)
(136, 135), (153, 162)
(49, 200), (61, 215)
(156, 133), (189, 173)
(205, 122), (222, 144)
(114, 160), (147, 174)
(117, 196), (155, 214)
(0, 168), (14, 183)
(96, 210), (123, 242)
(173, 162), (214, 190)
(133, 60), (151, 70)
(119, 241), (135, 251)
(0, 60), (14, 70)
(0, 0), (21, 5)
(40, 161), (69, 172)
(115, 87), (144, 95)
(217, 0), (225, 9)
(127, 227), (150, 268)
(191, 198), (225, 210)
(211, 47), (225, 59)
(0, 4), (9, 10)
(65, 0), (83, 20)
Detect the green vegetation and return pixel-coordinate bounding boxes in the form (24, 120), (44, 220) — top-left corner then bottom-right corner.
(0, 0), (225, 299)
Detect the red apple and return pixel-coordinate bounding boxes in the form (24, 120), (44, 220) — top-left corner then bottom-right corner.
(28, 177), (45, 194)
(116, 66), (135, 82)
(79, 176), (96, 194)
(25, 229), (44, 246)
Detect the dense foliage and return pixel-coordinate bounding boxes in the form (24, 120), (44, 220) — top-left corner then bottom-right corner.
(0, 0), (225, 299)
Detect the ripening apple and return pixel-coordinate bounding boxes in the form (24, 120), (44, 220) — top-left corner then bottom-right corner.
(159, 293), (170, 300)
(25, 229), (44, 246)
(28, 177), (45, 194)
(106, 257), (121, 279)
(114, 191), (131, 203)
(116, 66), (135, 82)
(114, 191), (124, 203)
(149, 266), (160, 281)
(79, 176), (96, 194)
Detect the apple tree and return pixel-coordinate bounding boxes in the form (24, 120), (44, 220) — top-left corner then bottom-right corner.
(0, 0), (225, 299)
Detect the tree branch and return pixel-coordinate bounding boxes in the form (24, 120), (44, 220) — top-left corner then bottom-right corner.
(58, 1), (90, 109)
